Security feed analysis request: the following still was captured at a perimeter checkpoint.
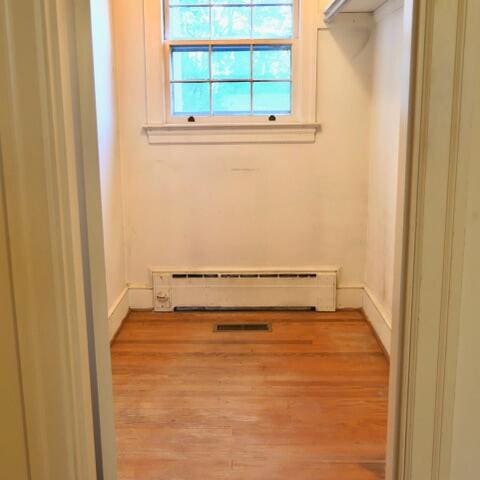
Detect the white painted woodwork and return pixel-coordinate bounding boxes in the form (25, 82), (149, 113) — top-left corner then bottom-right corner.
(448, 3), (480, 476)
(109, 283), (365, 312)
(0, 0), (117, 478)
(143, 0), (318, 130)
(0, 143), (29, 480)
(390, 0), (480, 479)
(144, 123), (321, 145)
(385, 0), (415, 477)
(363, 287), (392, 355)
(325, 0), (390, 22)
(152, 269), (337, 312)
(108, 287), (130, 341)
(2, 1), (480, 479)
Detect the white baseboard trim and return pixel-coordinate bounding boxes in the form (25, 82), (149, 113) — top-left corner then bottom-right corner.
(125, 284), (365, 311)
(108, 287), (130, 341)
(128, 284), (154, 310)
(362, 286), (392, 355)
(337, 285), (364, 309)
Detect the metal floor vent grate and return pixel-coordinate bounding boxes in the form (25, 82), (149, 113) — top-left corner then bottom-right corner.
(214, 323), (272, 332)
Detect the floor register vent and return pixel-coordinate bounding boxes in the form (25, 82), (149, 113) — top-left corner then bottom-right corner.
(152, 269), (337, 313)
(214, 323), (271, 332)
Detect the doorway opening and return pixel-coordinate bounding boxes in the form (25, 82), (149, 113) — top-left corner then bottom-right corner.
(90, 0), (414, 478)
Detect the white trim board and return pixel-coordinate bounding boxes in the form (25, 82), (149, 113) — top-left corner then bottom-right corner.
(108, 287), (130, 341)
(0, 0), (116, 476)
(324, 0), (387, 23)
(144, 123), (321, 145)
(324, 0), (404, 24)
(150, 266), (339, 274)
(362, 287), (392, 355)
(126, 284), (364, 311)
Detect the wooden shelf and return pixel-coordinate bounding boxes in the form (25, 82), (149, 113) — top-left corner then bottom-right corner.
(324, 0), (388, 23)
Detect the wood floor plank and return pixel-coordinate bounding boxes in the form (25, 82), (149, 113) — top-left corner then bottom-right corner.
(112, 310), (389, 480)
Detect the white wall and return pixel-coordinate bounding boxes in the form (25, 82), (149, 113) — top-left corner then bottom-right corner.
(363, 2), (404, 349)
(91, 0), (128, 319)
(112, 0), (373, 306)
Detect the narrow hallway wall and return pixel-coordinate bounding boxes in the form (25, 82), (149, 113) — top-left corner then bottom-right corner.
(91, 0), (128, 336)
(364, 1), (405, 353)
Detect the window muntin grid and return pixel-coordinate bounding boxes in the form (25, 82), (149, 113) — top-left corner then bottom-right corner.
(166, 0), (295, 41)
(170, 44), (292, 116)
(164, 0), (296, 118)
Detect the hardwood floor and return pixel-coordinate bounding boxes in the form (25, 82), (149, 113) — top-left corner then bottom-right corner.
(111, 310), (389, 480)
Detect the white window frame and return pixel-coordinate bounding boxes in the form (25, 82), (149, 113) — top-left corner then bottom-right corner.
(143, 0), (320, 143)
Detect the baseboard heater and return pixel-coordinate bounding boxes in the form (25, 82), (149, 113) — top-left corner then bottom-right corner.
(152, 269), (337, 312)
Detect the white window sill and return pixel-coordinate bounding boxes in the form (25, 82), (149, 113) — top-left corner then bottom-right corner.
(143, 122), (321, 145)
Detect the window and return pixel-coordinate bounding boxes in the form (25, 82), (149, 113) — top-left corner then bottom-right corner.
(143, 0), (318, 142)
(165, 1), (296, 118)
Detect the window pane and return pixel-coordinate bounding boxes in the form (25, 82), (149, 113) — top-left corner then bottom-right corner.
(212, 6), (251, 39)
(212, 82), (251, 114)
(169, 7), (210, 40)
(252, 5), (293, 39)
(253, 81), (291, 113)
(171, 47), (210, 81)
(212, 0), (250, 3)
(252, 0), (293, 4)
(172, 82), (210, 114)
(212, 46), (250, 80)
(170, 0), (208, 5)
(253, 46), (291, 80)
(169, 0), (292, 3)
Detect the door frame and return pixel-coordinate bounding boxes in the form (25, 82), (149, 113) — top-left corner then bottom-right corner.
(0, 137), (31, 479)
(388, 0), (475, 478)
(0, 0), (476, 478)
(0, 0), (116, 478)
